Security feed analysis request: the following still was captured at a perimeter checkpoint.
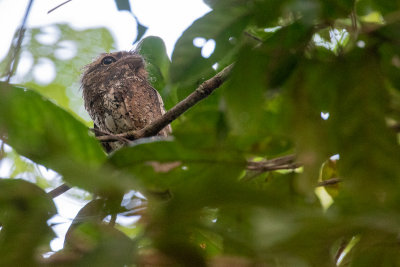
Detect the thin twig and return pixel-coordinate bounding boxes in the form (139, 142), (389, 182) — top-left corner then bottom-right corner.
(246, 156), (342, 188)
(48, 183), (71, 198)
(90, 128), (130, 144)
(5, 0), (34, 83)
(247, 155), (300, 171)
(48, 0), (72, 14)
(243, 155), (301, 181)
(97, 63), (234, 142)
(317, 178), (341, 187)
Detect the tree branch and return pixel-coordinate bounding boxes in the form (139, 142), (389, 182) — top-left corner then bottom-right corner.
(97, 63), (234, 142)
(90, 127), (130, 144)
(317, 178), (341, 187)
(47, 0), (73, 14)
(48, 183), (71, 198)
(243, 155), (301, 181)
(246, 154), (300, 172)
(5, 0), (34, 83)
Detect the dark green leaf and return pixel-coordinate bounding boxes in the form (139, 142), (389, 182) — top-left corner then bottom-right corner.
(136, 36), (170, 91)
(0, 84), (136, 195)
(0, 179), (56, 266)
(109, 138), (246, 191)
(58, 222), (135, 267)
(224, 23), (312, 139)
(170, 7), (250, 95)
(357, 0), (400, 15)
(0, 83), (105, 167)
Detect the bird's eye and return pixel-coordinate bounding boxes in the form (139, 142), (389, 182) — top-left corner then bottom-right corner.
(101, 56), (116, 66)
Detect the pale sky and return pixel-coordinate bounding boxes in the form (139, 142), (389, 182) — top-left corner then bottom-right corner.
(0, 0), (210, 252)
(0, 0), (211, 58)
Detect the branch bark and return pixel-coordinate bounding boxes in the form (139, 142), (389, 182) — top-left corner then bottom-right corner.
(246, 154), (300, 172)
(317, 178), (341, 187)
(97, 63), (234, 142)
(48, 183), (71, 198)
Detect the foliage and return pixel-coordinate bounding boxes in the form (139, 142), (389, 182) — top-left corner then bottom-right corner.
(1, 0), (400, 266)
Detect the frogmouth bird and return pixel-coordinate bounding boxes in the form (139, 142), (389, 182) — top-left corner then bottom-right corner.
(81, 51), (171, 152)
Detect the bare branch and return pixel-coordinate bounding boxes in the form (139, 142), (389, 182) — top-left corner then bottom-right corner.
(90, 127), (130, 144)
(247, 157), (342, 188)
(48, 0), (73, 14)
(48, 183), (70, 198)
(247, 155), (300, 172)
(97, 63), (234, 142)
(5, 0), (34, 83)
(317, 178), (341, 187)
(243, 155), (301, 181)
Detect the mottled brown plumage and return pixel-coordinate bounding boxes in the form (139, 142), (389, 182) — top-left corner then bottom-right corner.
(81, 51), (171, 152)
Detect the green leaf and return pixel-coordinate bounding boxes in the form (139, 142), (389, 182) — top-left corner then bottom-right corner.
(0, 179), (56, 266)
(0, 24), (116, 122)
(318, 159), (339, 198)
(327, 50), (400, 207)
(0, 83), (105, 166)
(252, 0), (291, 26)
(136, 36), (170, 92)
(224, 22), (312, 139)
(0, 84), (135, 195)
(170, 6), (250, 95)
(357, 0), (400, 15)
(60, 222), (136, 267)
(108, 138), (246, 191)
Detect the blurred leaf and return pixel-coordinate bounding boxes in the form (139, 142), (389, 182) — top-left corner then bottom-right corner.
(0, 84), (136, 195)
(349, 232), (400, 266)
(318, 0), (354, 20)
(252, 0), (291, 26)
(113, 0), (147, 43)
(0, 24), (116, 123)
(224, 22), (313, 139)
(318, 159), (339, 198)
(170, 6), (250, 96)
(133, 21), (148, 44)
(109, 138), (246, 191)
(326, 50), (400, 208)
(57, 222), (135, 267)
(0, 83), (105, 167)
(114, 0), (131, 11)
(0, 179), (56, 266)
(65, 199), (108, 248)
(136, 36), (170, 92)
(357, 0), (400, 15)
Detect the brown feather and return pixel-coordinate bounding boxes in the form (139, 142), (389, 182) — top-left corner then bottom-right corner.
(81, 51), (171, 152)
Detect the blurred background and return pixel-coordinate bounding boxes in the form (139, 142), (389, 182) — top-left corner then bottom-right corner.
(0, 0), (210, 252)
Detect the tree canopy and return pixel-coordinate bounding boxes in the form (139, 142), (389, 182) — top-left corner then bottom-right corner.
(1, 0), (400, 266)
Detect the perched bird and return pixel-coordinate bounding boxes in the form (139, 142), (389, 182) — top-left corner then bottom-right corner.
(81, 51), (171, 152)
